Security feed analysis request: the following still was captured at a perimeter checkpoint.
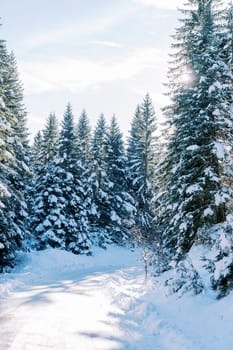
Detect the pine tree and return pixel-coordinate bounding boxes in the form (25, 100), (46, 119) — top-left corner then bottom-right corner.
(88, 114), (110, 245)
(41, 113), (59, 165)
(7, 52), (30, 246)
(204, 1), (233, 297)
(76, 109), (91, 163)
(30, 131), (43, 172)
(127, 94), (157, 244)
(221, 1), (233, 72)
(156, 0), (233, 268)
(58, 104), (91, 253)
(30, 113), (59, 248)
(104, 115), (135, 244)
(0, 39), (15, 267)
(0, 36), (29, 269)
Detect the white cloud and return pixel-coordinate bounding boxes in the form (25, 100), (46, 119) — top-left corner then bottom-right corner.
(23, 10), (130, 49)
(18, 47), (169, 95)
(133, 0), (229, 10)
(133, 0), (183, 10)
(89, 40), (124, 48)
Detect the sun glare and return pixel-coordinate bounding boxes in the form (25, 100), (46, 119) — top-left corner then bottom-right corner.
(181, 66), (194, 85)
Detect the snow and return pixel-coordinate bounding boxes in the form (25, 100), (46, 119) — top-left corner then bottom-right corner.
(171, 163), (180, 174)
(212, 141), (226, 160)
(0, 246), (233, 349)
(213, 108), (221, 117)
(0, 96), (5, 108)
(3, 150), (14, 160)
(49, 194), (57, 204)
(215, 192), (227, 205)
(179, 222), (187, 231)
(203, 207), (214, 217)
(214, 256), (232, 280)
(204, 167), (220, 183)
(0, 183), (11, 198)
(186, 145), (200, 151)
(43, 219), (51, 228)
(219, 230), (232, 251)
(66, 172), (73, 181)
(208, 81), (222, 94)
(110, 210), (121, 224)
(186, 184), (202, 194)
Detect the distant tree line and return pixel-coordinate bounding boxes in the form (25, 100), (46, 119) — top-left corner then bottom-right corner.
(29, 98), (157, 255)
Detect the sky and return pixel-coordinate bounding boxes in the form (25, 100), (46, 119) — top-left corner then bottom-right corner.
(0, 0), (228, 140)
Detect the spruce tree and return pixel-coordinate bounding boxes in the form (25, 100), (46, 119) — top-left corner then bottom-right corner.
(204, 1), (233, 297)
(221, 1), (233, 72)
(156, 0), (233, 271)
(30, 131), (43, 172)
(88, 114), (110, 245)
(30, 113), (59, 248)
(41, 113), (59, 165)
(76, 109), (91, 163)
(58, 104), (91, 253)
(0, 37), (29, 269)
(127, 94), (157, 244)
(104, 116), (135, 244)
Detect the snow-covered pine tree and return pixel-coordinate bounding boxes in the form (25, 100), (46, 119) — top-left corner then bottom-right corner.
(6, 51), (30, 247)
(203, 1), (233, 297)
(0, 36), (29, 269)
(30, 131), (43, 172)
(156, 0), (233, 287)
(30, 113), (59, 248)
(88, 114), (111, 245)
(76, 109), (91, 164)
(76, 109), (96, 242)
(127, 94), (157, 244)
(41, 113), (59, 165)
(221, 1), (233, 73)
(104, 115), (135, 244)
(0, 39), (15, 267)
(214, 1), (233, 212)
(58, 104), (91, 254)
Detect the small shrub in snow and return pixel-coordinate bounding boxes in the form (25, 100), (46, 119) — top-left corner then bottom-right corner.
(205, 223), (233, 298)
(165, 259), (204, 297)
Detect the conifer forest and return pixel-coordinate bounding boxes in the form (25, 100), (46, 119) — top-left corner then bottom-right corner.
(1, 0), (233, 303)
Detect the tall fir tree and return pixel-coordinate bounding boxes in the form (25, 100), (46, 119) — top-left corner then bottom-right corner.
(0, 36), (29, 269)
(88, 114), (111, 245)
(127, 94), (157, 244)
(222, 1), (233, 72)
(104, 115), (135, 244)
(156, 0), (233, 287)
(30, 131), (43, 172)
(76, 109), (91, 163)
(30, 113), (59, 246)
(58, 104), (91, 253)
(41, 112), (59, 165)
(205, 1), (233, 297)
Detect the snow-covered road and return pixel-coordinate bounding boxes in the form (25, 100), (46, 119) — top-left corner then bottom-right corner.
(0, 248), (147, 350)
(0, 246), (233, 350)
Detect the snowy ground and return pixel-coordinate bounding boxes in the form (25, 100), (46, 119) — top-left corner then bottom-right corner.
(0, 246), (233, 350)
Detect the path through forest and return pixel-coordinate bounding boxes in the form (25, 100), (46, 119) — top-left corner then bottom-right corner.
(0, 246), (233, 350)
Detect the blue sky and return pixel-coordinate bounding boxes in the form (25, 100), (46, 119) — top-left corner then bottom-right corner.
(0, 0), (211, 138)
